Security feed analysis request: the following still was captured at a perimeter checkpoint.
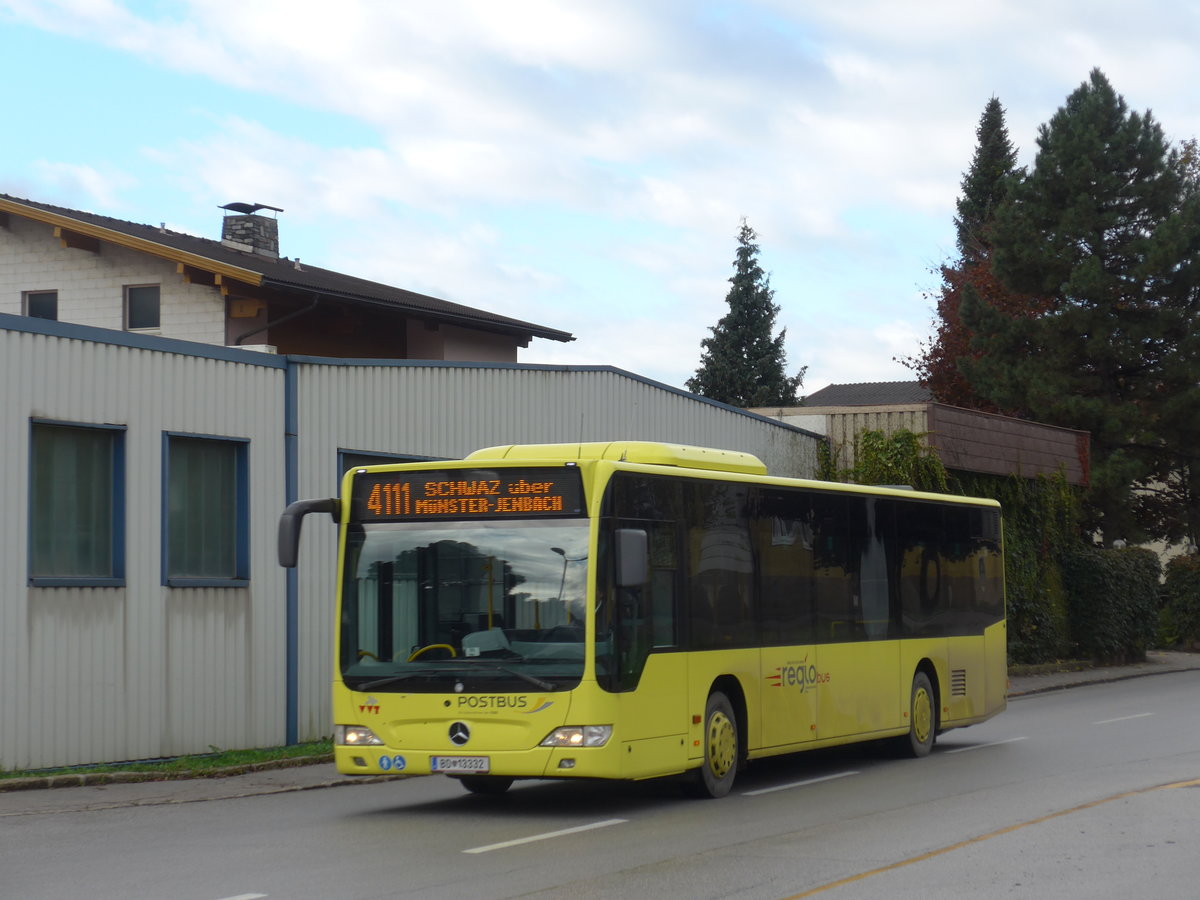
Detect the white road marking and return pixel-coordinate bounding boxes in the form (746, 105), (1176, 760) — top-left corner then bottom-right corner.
(741, 770), (860, 796)
(944, 736), (1029, 754)
(463, 818), (628, 854)
(1093, 712), (1155, 725)
(215, 894), (267, 900)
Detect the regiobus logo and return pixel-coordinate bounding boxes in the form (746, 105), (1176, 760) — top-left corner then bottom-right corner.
(766, 657), (829, 692)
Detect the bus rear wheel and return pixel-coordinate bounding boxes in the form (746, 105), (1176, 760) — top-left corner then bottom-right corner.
(457, 775), (514, 795)
(689, 691), (739, 798)
(898, 671), (936, 758)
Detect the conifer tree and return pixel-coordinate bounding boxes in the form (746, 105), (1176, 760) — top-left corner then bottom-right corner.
(687, 220), (805, 406)
(962, 69), (1200, 543)
(955, 97), (1019, 264)
(904, 97), (1047, 410)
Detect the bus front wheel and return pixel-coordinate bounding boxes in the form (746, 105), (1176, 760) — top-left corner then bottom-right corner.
(689, 691), (739, 798)
(899, 671), (936, 758)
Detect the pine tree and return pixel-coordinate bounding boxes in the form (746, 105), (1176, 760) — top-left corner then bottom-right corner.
(903, 98), (1049, 410)
(962, 69), (1200, 544)
(955, 97), (1019, 264)
(1135, 138), (1200, 548)
(687, 220), (805, 406)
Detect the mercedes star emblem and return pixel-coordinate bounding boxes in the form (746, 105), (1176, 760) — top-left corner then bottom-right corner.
(449, 721), (471, 746)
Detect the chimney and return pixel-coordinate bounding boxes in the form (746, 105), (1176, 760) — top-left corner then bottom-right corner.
(218, 202), (284, 259)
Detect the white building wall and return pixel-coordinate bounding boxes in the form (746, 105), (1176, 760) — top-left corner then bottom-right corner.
(0, 216), (227, 344)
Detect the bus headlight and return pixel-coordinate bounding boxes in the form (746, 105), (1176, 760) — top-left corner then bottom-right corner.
(540, 725), (612, 748)
(335, 725), (385, 746)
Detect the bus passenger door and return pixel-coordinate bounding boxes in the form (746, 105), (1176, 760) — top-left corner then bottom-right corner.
(813, 494), (902, 741)
(600, 509), (690, 778)
(755, 487), (822, 749)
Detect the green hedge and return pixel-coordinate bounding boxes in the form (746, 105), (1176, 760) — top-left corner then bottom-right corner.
(953, 472), (1079, 664)
(1062, 547), (1160, 664)
(1162, 554), (1200, 649)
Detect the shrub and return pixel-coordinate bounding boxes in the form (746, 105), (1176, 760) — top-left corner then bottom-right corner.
(1162, 554), (1200, 649)
(1062, 547), (1160, 663)
(955, 472), (1079, 664)
(819, 429), (948, 493)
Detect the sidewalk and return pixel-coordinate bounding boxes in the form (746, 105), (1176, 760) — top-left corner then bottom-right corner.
(3, 650), (1197, 816)
(1007, 648), (1200, 697)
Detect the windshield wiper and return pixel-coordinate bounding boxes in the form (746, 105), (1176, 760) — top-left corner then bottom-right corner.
(469, 663), (555, 692)
(354, 663), (554, 693)
(355, 671), (440, 692)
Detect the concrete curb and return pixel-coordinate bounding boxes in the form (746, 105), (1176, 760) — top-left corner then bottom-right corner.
(0, 755), (337, 794)
(1007, 649), (1200, 698)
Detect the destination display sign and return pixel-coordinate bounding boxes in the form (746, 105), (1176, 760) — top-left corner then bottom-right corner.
(351, 467), (585, 522)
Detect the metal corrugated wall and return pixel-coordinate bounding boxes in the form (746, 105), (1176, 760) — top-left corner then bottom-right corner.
(296, 361), (820, 467)
(1, 325), (288, 769)
(3, 323), (821, 767)
(289, 360), (822, 740)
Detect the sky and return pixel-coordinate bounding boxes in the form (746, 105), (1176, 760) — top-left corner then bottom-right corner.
(4, 1), (1200, 397)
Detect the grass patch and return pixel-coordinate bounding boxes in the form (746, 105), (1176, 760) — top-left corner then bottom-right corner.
(0, 740), (332, 782)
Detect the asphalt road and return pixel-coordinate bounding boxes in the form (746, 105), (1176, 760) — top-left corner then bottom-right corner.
(3, 669), (1198, 900)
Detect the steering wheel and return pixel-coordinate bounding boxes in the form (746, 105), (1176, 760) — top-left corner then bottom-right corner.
(407, 643), (458, 661)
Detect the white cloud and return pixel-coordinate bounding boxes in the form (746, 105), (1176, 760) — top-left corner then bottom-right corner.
(8, 0), (1200, 397)
(799, 317), (925, 392)
(28, 161), (135, 211)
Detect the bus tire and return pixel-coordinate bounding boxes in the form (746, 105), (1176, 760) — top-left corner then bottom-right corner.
(457, 775), (514, 795)
(689, 691), (739, 798)
(899, 671), (936, 758)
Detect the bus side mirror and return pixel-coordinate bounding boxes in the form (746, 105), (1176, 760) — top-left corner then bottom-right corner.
(615, 528), (649, 588)
(278, 498), (340, 568)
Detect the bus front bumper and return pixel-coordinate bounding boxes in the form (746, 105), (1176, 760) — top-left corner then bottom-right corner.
(334, 742), (622, 779)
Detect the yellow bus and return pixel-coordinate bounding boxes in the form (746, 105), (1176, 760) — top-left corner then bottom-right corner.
(279, 441), (1006, 798)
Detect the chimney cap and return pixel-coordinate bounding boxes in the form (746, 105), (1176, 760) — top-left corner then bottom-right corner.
(219, 202), (284, 215)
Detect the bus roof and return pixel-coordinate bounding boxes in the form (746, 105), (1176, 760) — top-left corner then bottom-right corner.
(463, 441), (1000, 509)
(465, 441), (769, 476)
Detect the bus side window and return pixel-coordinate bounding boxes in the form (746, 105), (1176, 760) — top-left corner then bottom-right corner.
(860, 498), (893, 640)
(686, 481), (753, 649)
(810, 494), (860, 643)
(893, 500), (946, 636)
(647, 523), (679, 648)
(754, 488), (816, 646)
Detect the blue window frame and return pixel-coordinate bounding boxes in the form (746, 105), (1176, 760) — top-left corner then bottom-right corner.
(29, 420), (126, 587)
(163, 433), (249, 586)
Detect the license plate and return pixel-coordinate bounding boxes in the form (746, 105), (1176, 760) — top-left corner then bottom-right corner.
(431, 756), (490, 773)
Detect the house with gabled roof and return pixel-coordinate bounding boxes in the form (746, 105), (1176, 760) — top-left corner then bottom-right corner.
(0, 193), (572, 360)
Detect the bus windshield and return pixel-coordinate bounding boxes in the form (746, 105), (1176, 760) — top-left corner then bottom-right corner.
(340, 519), (590, 693)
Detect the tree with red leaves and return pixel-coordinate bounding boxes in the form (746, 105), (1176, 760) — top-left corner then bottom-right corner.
(904, 97), (1041, 409)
